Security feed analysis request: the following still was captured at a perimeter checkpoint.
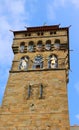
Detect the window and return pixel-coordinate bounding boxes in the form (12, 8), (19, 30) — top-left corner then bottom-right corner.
(48, 54), (58, 69)
(33, 55), (43, 69)
(54, 39), (60, 50)
(39, 84), (43, 99)
(27, 41), (34, 52)
(37, 32), (44, 36)
(25, 33), (31, 36)
(50, 31), (56, 35)
(45, 40), (51, 50)
(54, 31), (56, 34)
(50, 31), (53, 35)
(19, 42), (25, 52)
(37, 32), (40, 36)
(41, 32), (44, 35)
(26, 83), (44, 99)
(37, 41), (43, 51)
(19, 56), (29, 70)
(27, 85), (31, 98)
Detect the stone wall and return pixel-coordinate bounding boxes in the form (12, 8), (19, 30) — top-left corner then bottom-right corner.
(0, 70), (70, 129)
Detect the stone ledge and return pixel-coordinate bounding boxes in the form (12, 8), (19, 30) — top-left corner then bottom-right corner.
(9, 68), (66, 73)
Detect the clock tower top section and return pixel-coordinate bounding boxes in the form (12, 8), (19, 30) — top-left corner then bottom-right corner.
(11, 24), (70, 83)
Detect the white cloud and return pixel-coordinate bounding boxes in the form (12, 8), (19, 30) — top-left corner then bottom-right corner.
(76, 114), (79, 120)
(46, 0), (79, 21)
(51, 0), (79, 8)
(0, 0), (29, 62)
(71, 0), (79, 8)
(46, 0), (67, 21)
(0, 0), (31, 104)
(0, 0), (26, 15)
(53, 0), (66, 8)
(0, 0), (38, 104)
(5, 0), (25, 15)
(47, 3), (56, 21)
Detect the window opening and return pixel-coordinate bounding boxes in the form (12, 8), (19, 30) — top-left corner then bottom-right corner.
(45, 40), (51, 50)
(39, 84), (43, 99)
(36, 65), (40, 69)
(54, 39), (60, 50)
(54, 31), (56, 34)
(50, 31), (53, 35)
(37, 32), (40, 36)
(27, 85), (31, 98)
(28, 33), (31, 36)
(37, 41), (43, 51)
(27, 41), (34, 52)
(19, 42), (25, 52)
(41, 32), (44, 35)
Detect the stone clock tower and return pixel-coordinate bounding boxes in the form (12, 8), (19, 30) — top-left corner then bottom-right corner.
(0, 25), (70, 130)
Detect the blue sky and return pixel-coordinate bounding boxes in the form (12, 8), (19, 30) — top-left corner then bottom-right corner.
(0, 0), (79, 126)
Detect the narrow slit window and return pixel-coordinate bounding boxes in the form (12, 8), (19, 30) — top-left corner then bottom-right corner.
(27, 85), (31, 98)
(39, 84), (43, 99)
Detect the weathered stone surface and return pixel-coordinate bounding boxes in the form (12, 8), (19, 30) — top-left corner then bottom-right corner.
(0, 25), (70, 129)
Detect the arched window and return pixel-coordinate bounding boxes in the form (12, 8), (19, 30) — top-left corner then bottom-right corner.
(45, 40), (51, 50)
(27, 41), (34, 52)
(33, 55), (43, 69)
(37, 41), (43, 51)
(19, 56), (29, 70)
(19, 42), (25, 52)
(54, 39), (60, 50)
(48, 54), (58, 69)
